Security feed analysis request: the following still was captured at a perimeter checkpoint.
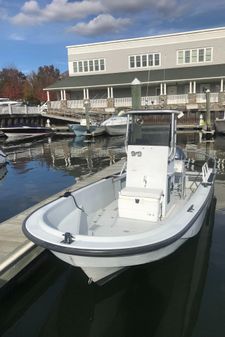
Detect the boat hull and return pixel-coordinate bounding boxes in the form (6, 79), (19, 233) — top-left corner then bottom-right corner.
(0, 126), (53, 139)
(50, 189), (212, 283)
(105, 124), (127, 136)
(68, 124), (97, 137)
(23, 173), (214, 283)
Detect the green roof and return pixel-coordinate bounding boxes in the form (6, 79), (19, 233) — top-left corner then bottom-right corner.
(45, 64), (225, 91)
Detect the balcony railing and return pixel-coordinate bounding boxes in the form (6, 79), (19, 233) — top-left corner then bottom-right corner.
(114, 97), (132, 107)
(90, 99), (107, 108)
(196, 93), (219, 103)
(167, 94), (188, 104)
(141, 96), (160, 105)
(44, 92), (223, 113)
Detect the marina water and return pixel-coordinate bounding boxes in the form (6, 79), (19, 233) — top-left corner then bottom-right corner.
(0, 133), (225, 337)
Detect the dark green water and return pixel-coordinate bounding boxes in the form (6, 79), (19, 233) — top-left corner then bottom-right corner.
(0, 133), (224, 337)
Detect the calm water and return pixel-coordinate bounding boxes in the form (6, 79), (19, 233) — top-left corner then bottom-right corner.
(0, 133), (225, 337)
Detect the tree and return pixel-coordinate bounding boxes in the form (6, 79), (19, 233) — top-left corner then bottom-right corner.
(0, 67), (26, 100)
(34, 65), (61, 102)
(0, 64), (62, 104)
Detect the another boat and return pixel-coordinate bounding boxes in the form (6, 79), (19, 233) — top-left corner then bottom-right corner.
(101, 115), (128, 136)
(68, 119), (99, 137)
(23, 110), (216, 284)
(0, 125), (53, 140)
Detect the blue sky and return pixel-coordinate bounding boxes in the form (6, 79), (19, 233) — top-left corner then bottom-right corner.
(1, 0), (225, 74)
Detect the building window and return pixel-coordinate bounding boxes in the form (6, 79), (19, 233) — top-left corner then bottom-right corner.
(154, 54), (160, 66)
(177, 47), (213, 65)
(73, 62), (78, 73)
(205, 48), (212, 61)
(129, 53), (160, 69)
(136, 55), (141, 67)
(130, 56), (135, 68)
(89, 60), (94, 71)
(94, 59), (99, 71)
(83, 61), (88, 72)
(185, 50), (190, 63)
(142, 55), (147, 67)
(78, 61), (83, 72)
(148, 54), (153, 66)
(191, 49), (197, 63)
(100, 59), (105, 71)
(198, 49), (204, 62)
(73, 58), (105, 73)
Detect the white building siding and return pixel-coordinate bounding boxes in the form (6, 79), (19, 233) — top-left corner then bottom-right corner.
(67, 27), (225, 76)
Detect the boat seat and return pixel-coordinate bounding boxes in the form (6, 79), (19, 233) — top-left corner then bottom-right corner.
(120, 187), (163, 200)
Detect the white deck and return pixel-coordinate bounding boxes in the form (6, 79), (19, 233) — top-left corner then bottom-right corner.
(86, 190), (190, 237)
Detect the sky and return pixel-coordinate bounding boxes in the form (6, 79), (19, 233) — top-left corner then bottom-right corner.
(1, 0), (225, 74)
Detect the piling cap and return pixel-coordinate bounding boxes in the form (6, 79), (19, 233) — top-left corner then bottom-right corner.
(131, 78), (141, 85)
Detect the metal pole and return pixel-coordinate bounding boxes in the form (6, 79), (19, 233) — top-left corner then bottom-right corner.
(206, 89), (211, 129)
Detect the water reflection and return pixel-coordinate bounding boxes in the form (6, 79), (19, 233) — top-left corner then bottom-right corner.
(0, 198), (216, 337)
(0, 135), (126, 222)
(0, 165), (7, 182)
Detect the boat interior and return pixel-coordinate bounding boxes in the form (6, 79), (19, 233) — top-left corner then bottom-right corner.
(42, 110), (214, 240)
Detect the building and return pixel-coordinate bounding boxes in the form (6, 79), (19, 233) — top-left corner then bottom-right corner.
(45, 26), (225, 123)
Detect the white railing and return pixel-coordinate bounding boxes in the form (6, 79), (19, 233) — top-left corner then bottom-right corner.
(0, 105), (40, 114)
(196, 93), (218, 103)
(141, 96), (160, 106)
(90, 99), (107, 108)
(114, 97), (132, 107)
(50, 100), (61, 109)
(67, 99), (83, 109)
(210, 93), (219, 102)
(196, 93), (206, 103)
(167, 94), (188, 104)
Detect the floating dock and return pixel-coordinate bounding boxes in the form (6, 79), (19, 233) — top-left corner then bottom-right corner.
(0, 158), (224, 288)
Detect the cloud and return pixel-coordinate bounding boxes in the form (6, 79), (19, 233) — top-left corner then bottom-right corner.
(11, 0), (104, 25)
(69, 14), (131, 36)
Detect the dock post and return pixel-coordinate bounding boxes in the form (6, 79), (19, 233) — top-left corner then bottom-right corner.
(84, 99), (91, 132)
(206, 89), (211, 129)
(131, 78), (141, 109)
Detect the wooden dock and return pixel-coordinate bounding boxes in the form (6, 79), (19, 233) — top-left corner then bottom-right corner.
(0, 159), (125, 288)
(0, 158), (224, 288)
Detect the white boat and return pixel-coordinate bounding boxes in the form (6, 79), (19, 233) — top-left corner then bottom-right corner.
(0, 126), (53, 139)
(101, 115), (128, 136)
(23, 110), (216, 284)
(68, 119), (99, 137)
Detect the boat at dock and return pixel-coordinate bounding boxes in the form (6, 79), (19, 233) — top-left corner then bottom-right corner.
(0, 125), (54, 140)
(23, 109), (216, 284)
(68, 119), (100, 137)
(101, 115), (128, 136)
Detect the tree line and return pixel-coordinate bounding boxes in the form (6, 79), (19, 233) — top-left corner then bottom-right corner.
(0, 65), (67, 105)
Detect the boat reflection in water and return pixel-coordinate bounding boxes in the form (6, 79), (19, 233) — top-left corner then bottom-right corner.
(0, 197), (216, 337)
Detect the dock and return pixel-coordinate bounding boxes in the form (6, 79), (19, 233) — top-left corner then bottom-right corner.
(0, 158), (224, 288)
